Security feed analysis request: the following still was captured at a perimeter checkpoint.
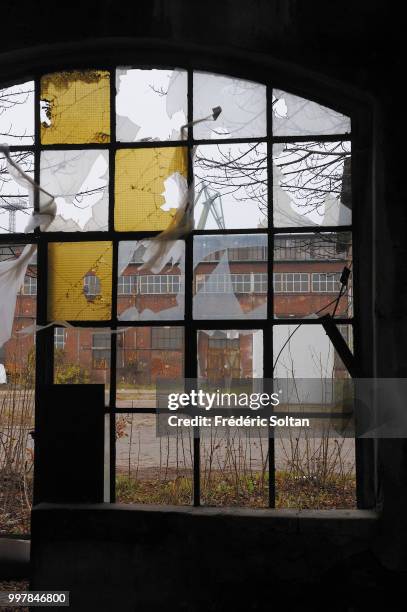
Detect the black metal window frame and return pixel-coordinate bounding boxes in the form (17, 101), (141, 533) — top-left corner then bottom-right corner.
(1, 64), (363, 509)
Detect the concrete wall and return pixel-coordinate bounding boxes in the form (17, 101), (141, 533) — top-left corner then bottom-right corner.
(31, 503), (379, 611)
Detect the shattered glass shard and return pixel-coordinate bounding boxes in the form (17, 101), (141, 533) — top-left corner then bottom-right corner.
(115, 147), (188, 231)
(193, 72), (266, 140)
(118, 239), (185, 321)
(116, 68), (187, 141)
(193, 234), (267, 320)
(273, 89), (351, 136)
(40, 150), (109, 231)
(273, 141), (351, 227)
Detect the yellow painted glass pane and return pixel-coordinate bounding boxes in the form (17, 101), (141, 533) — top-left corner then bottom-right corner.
(41, 71), (110, 144)
(48, 242), (113, 321)
(115, 147), (188, 231)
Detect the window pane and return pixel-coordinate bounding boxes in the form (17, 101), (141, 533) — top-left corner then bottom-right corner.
(273, 324), (356, 509)
(200, 428), (268, 508)
(53, 327), (110, 405)
(40, 71), (110, 144)
(114, 147), (187, 231)
(118, 240), (184, 320)
(40, 150), (109, 231)
(47, 241), (113, 321)
(273, 232), (352, 318)
(0, 151), (34, 234)
(273, 89), (351, 136)
(0, 244), (36, 535)
(273, 141), (351, 227)
(193, 235), (267, 319)
(193, 72), (266, 140)
(197, 329), (263, 383)
(194, 143), (267, 229)
(0, 81), (34, 145)
(116, 414), (193, 505)
(116, 68), (187, 141)
(116, 327), (184, 408)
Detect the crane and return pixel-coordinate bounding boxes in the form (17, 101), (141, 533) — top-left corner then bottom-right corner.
(0, 196), (29, 232)
(194, 182), (225, 230)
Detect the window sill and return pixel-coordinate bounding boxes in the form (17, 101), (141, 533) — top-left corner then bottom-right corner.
(33, 502), (379, 537)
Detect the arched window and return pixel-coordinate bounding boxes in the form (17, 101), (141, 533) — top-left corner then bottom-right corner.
(0, 61), (361, 526)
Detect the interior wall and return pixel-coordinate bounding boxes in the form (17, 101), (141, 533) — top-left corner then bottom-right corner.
(1, 0), (406, 590)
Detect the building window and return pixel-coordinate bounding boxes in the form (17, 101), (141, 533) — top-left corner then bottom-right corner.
(23, 275), (37, 295)
(92, 333), (111, 369)
(274, 273), (310, 293)
(311, 272), (341, 293)
(54, 328), (65, 350)
(118, 275), (137, 295)
(208, 337), (240, 349)
(196, 273), (267, 294)
(83, 274), (101, 298)
(204, 246), (268, 262)
(151, 327), (183, 350)
(139, 275), (182, 295)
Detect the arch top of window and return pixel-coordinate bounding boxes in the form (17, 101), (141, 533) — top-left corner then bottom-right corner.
(0, 66), (352, 236)
(0, 67), (350, 146)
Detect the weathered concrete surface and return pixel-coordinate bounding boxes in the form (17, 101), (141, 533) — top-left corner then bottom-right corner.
(31, 503), (379, 611)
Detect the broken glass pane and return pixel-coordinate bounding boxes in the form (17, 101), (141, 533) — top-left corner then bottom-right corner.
(40, 71), (110, 144)
(273, 323), (356, 509)
(115, 146), (188, 231)
(273, 141), (351, 227)
(193, 72), (266, 140)
(193, 234), (267, 319)
(118, 240), (184, 320)
(0, 81), (34, 145)
(116, 414), (193, 505)
(0, 151), (34, 234)
(197, 329), (264, 382)
(273, 232), (352, 318)
(116, 68), (187, 141)
(273, 89), (351, 136)
(54, 327), (110, 404)
(116, 326), (184, 408)
(47, 241), (113, 321)
(273, 323), (352, 380)
(40, 150), (109, 231)
(194, 143), (267, 229)
(0, 243), (36, 534)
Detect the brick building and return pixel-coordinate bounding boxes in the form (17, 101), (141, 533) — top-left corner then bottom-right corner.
(1, 232), (350, 386)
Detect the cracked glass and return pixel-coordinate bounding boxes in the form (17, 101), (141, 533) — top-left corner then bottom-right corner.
(194, 142), (267, 229)
(193, 234), (267, 320)
(273, 141), (351, 227)
(40, 150), (109, 231)
(273, 231), (352, 318)
(118, 240), (184, 320)
(193, 72), (266, 140)
(115, 146), (188, 231)
(40, 71), (110, 145)
(273, 89), (351, 136)
(116, 68), (187, 142)
(47, 241), (113, 320)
